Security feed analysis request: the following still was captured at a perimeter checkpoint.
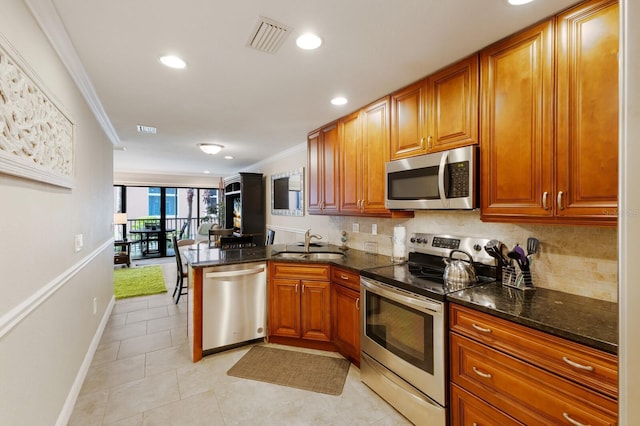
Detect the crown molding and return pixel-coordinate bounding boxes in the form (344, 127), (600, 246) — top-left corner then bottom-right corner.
(24, 0), (120, 145)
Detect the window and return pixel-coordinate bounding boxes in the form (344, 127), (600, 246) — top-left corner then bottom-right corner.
(148, 188), (177, 216)
(148, 187), (160, 216)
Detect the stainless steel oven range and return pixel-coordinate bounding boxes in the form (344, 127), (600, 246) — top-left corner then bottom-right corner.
(360, 233), (498, 426)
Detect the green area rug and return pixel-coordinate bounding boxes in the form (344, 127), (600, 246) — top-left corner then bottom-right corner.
(114, 265), (167, 299)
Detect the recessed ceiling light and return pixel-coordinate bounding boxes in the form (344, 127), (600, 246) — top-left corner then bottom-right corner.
(199, 143), (223, 155)
(203, 171), (210, 174)
(331, 96), (348, 106)
(508, 0), (535, 5)
(159, 55), (186, 69)
(224, 155), (234, 160)
(296, 33), (322, 50)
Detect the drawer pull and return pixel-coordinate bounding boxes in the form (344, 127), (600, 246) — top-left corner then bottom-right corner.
(472, 366), (492, 379)
(471, 323), (492, 333)
(340, 274), (349, 280)
(562, 412), (588, 426)
(562, 356), (594, 371)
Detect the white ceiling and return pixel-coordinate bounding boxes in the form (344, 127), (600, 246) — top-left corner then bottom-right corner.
(47, 0), (580, 178)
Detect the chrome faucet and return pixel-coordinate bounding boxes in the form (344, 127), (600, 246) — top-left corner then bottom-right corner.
(304, 229), (322, 252)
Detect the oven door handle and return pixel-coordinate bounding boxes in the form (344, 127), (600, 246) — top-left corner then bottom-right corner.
(438, 151), (450, 208)
(361, 278), (443, 314)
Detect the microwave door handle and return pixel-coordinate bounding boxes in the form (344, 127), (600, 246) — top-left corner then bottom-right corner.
(438, 151), (450, 208)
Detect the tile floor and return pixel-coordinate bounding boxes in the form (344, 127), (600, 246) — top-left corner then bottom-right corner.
(69, 261), (411, 425)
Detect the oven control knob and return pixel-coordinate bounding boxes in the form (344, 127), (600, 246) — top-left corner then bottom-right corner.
(410, 237), (416, 243)
(416, 238), (424, 244)
(473, 244), (482, 252)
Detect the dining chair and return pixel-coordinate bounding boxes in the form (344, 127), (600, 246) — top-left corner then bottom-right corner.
(219, 235), (254, 249)
(172, 236), (193, 303)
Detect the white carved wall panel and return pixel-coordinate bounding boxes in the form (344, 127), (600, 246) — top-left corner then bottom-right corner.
(0, 33), (74, 188)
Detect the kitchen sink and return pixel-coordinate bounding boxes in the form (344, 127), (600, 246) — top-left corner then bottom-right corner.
(272, 251), (345, 261)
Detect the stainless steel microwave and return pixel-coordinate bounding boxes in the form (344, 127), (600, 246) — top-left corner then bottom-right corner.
(385, 145), (477, 210)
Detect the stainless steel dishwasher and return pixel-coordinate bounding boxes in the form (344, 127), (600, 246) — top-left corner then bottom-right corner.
(201, 262), (267, 354)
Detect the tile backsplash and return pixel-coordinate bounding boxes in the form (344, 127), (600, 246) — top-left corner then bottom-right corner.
(328, 211), (618, 302)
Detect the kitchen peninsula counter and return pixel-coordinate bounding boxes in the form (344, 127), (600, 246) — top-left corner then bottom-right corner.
(183, 244), (393, 362)
(447, 283), (618, 354)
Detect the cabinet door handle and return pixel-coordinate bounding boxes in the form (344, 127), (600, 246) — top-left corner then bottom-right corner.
(472, 366), (492, 379)
(543, 191), (549, 210)
(471, 323), (492, 333)
(295, 283), (298, 293)
(557, 191), (564, 210)
(562, 412), (587, 426)
(340, 274), (349, 280)
(302, 284), (305, 294)
(562, 356), (594, 371)
(356, 297), (360, 311)
(427, 135), (433, 149)
(420, 137), (425, 146)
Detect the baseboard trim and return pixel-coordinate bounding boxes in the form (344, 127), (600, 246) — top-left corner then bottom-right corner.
(0, 239), (113, 339)
(56, 295), (115, 426)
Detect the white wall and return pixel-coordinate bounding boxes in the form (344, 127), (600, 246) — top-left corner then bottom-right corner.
(0, 1), (114, 424)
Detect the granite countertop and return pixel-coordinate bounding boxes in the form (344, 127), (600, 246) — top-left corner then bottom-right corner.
(184, 243), (394, 273)
(446, 282), (618, 355)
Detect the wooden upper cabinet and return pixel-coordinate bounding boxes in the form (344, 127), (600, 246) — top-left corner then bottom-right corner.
(480, 19), (556, 222)
(390, 79), (428, 159)
(360, 97), (392, 214)
(481, 0), (619, 226)
(555, 0), (619, 223)
(339, 111), (362, 214)
(390, 54), (479, 160)
(428, 54), (479, 153)
(307, 122), (339, 215)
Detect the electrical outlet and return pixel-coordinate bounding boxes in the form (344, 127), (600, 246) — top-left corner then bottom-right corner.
(372, 224), (377, 235)
(352, 223), (359, 233)
(93, 297), (97, 315)
(74, 234), (83, 252)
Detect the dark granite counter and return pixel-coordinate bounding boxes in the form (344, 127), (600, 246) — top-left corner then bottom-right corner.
(446, 282), (618, 354)
(184, 243), (394, 273)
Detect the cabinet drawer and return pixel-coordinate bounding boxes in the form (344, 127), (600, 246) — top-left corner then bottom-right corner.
(450, 383), (523, 426)
(450, 304), (618, 398)
(331, 266), (360, 292)
(270, 262), (330, 280)
(451, 333), (618, 426)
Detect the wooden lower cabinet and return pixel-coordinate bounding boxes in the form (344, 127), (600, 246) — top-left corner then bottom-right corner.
(331, 266), (361, 366)
(268, 262), (332, 347)
(450, 383), (523, 426)
(449, 303), (618, 426)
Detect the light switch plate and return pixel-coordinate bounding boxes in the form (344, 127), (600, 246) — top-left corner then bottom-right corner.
(74, 234), (83, 252)
(352, 223), (359, 233)
(372, 224), (377, 235)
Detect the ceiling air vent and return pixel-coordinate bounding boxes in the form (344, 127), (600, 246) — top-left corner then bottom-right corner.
(136, 124), (157, 134)
(247, 16), (291, 54)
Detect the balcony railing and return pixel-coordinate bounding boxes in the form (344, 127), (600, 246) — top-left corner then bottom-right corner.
(116, 217), (210, 259)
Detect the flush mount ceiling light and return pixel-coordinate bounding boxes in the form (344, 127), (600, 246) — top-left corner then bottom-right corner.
(296, 33), (322, 50)
(199, 143), (224, 155)
(159, 55), (187, 69)
(508, 0), (535, 5)
(331, 96), (348, 106)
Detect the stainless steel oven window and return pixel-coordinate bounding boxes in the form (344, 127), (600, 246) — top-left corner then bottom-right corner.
(365, 288), (435, 374)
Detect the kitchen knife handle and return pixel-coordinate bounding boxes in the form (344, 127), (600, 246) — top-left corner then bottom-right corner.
(542, 192), (549, 210)
(563, 412), (587, 426)
(557, 191), (564, 210)
(562, 356), (594, 371)
(471, 323), (492, 333)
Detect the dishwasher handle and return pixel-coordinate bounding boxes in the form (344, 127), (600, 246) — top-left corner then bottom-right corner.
(205, 265), (265, 279)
